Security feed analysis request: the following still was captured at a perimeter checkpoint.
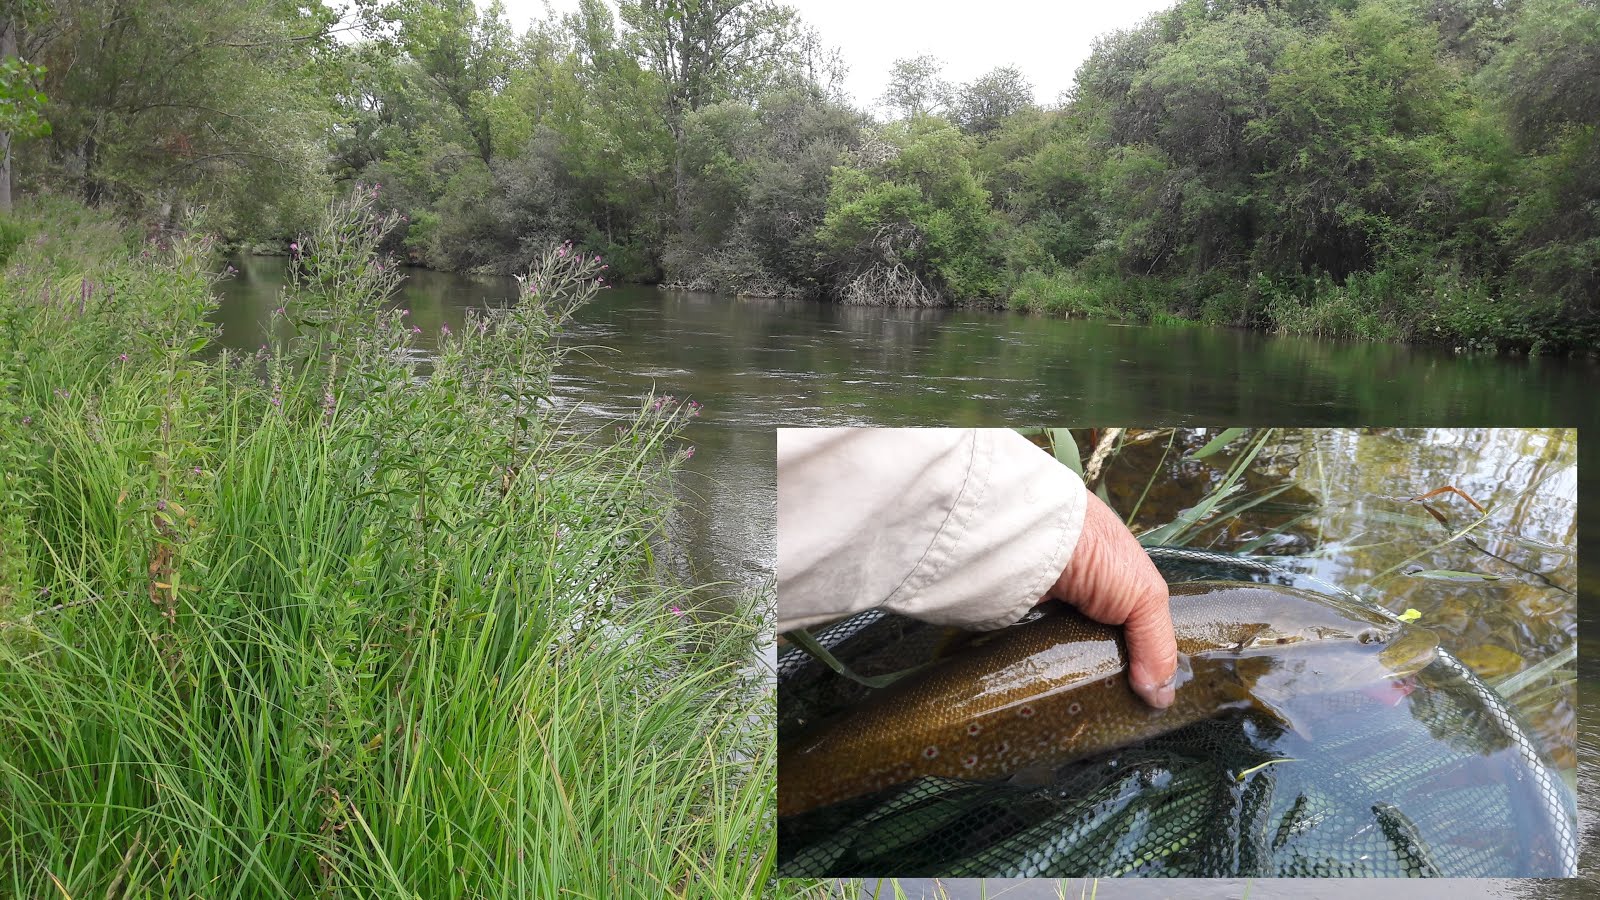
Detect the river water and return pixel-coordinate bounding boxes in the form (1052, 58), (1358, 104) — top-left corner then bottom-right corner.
(214, 257), (1597, 895)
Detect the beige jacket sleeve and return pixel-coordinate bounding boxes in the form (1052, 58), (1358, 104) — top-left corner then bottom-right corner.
(776, 428), (1087, 633)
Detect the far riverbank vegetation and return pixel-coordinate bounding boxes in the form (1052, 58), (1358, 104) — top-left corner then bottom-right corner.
(3, 0), (1597, 353)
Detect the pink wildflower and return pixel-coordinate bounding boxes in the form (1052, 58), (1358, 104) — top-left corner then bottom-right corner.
(118, 353), (128, 362)
(670, 606), (686, 617)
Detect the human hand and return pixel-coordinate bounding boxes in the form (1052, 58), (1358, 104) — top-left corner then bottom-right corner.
(1047, 493), (1179, 709)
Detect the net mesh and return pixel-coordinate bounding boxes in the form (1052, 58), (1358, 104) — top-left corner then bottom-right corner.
(776, 549), (1578, 878)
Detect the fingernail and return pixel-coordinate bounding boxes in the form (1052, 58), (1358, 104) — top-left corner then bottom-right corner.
(1152, 682), (1175, 709)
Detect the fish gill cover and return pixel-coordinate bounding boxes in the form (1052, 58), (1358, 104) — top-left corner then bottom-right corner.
(775, 551), (1577, 878)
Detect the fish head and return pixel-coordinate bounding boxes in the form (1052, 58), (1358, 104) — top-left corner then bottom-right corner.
(1171, 583), (1442, 713)
(1177, 583), (1439, 677)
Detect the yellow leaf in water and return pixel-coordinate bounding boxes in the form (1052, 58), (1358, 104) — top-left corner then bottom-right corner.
(1398, 608), (1422, 622)
(1456, 644), (1525, 679)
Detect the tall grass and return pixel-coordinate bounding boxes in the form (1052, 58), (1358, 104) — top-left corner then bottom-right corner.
(0, 190), (783, 898)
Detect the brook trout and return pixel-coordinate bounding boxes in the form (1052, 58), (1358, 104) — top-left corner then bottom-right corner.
(777, 581), (1438, 818)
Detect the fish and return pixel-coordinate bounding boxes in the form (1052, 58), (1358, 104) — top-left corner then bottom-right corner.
(777, 581), (1439, 818)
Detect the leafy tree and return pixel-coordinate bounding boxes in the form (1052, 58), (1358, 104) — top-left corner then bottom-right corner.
(879, 55), (950, 119)
(818, 117), (1001, 303)
(951, 66), (1033, 136)
(30, 0), (338, 229)
(1246, 0), (1467, 278)
(0, 48), (49, 213)
(386, 0), (514, 165)
(1484, 0), (1600, 317)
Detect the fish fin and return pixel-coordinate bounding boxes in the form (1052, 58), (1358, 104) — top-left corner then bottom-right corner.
(1244, 691), (1313, 741)
(1007, 762), (1057, 788)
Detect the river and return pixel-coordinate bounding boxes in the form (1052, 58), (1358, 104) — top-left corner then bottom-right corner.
(214, 256), (1597, 896)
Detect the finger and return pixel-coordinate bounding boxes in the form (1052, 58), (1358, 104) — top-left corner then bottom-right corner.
(1053, 494), (1177, 708)
(1122, 579), (1179, 708)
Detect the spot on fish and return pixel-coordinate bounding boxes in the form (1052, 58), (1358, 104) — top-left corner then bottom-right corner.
(997, 741), (1011, 755)
(967, 722), (982, 736)
(1018, 704), (1036, 718)
(922, 745), (939, 760)
(1068, 702), (1082, 715)
(962, 754), (978, 768)
(1104, 677), (1115, 688)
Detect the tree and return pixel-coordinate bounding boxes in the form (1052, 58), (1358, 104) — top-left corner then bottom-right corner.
(388, 0), (513, 166)
(818, 117), (1001, 304)
(32, 0), (339, 228)
(1484, 0), (1600, 317)
(951, 65), (1033, 135)
(879, 55), (949, 119)
(0, 38), (49, 213)
(0, 0), (51, 212)
(616, 0), (809, 235)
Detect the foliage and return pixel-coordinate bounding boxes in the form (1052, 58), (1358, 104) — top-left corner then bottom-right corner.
(950, 66), (1034, 136)
(0, 57), (49, 141)
(880, 55), (951, 120)
(0, 194), (775, 897)
(818, 118), (1002, 303)
(26, 0), (337, 233)
(16, 0), (1600, 352)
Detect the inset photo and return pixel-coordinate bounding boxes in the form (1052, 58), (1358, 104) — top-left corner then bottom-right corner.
(775, 427), (1576, 878)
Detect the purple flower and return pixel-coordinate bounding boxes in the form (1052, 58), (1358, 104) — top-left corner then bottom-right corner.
(192, 466), (203, 475)
(680, 446), (695, 460)
(271, 395), (282, 407)
(226, 265), (238, 275)
(274, 306), (286, 316)
(440, 324), (451, 335)
(670, 606), (686, 617)
(156, 499), (167, 511)
(20, 416), (31, 426)
(411, 325), (422, 334)
(289, 242), (299, 252)
(400, 308), (410, 317)
(118, 353), (128, 362)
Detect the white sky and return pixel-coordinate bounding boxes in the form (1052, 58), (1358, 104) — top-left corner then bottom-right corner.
(494, 0), (1178, 112)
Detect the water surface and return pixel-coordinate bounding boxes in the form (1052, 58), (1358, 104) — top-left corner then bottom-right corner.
(214, 258), (1597, 895)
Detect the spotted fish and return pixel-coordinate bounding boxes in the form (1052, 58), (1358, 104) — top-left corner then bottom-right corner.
(777, 581), (1438, 818)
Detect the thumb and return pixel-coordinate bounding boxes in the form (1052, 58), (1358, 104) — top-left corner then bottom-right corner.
(1051, 492), (1178, 708)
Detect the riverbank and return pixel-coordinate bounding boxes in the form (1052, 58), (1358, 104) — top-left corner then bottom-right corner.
(998, 266), (1599, 357)
(0, 195), (781, 897)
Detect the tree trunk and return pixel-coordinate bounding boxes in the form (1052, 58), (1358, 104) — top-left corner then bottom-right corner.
(0, 16), (17, 213)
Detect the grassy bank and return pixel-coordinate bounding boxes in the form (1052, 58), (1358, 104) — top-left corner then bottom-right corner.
(0, 192), (782, 898)
(1003, 263), (1599, 356)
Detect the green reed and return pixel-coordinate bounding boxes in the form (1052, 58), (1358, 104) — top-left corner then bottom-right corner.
(0, 191), (779, 898)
